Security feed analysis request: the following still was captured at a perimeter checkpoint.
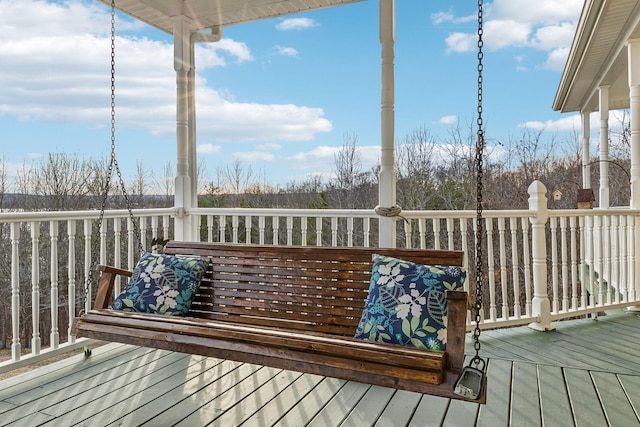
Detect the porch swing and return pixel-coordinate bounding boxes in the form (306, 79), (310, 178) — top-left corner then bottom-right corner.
(72, 0), (488, 403)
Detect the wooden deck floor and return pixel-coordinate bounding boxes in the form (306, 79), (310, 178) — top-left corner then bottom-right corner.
(2, 311), (640, 426)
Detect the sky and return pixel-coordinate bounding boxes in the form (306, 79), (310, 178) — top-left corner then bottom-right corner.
(0, 0), (592, 191)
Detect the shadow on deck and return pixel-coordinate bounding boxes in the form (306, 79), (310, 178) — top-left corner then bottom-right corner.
(1, 311), (640, 426)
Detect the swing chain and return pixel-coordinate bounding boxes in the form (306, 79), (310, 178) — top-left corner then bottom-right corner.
(472, 0), (485, 365)
(80, 0), (143, 314)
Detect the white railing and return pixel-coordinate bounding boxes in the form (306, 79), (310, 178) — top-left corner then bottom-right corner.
(2, 180), (640, 373)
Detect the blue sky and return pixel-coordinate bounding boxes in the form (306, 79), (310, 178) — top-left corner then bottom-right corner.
(0, 0), (590, 192)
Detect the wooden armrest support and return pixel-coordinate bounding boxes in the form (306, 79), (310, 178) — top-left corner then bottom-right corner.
(93, 265), (133, 309)
(445, 290), (468, 372)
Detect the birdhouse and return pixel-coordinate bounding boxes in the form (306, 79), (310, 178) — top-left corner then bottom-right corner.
(553, 190), (563, 201)
(577, 189), (595, 209)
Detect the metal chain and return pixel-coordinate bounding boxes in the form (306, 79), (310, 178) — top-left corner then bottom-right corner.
(81, 0), (143, 313)
(472, 0), (485, 364)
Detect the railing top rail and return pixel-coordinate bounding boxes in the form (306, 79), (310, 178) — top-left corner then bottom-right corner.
(0, 207), (175, 223)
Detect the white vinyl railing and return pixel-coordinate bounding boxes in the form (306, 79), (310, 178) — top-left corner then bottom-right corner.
(2, 180), (640, 373)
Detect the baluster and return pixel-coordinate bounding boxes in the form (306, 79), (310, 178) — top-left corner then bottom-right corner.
(245, 215), (252, 244)
(485, 218), (497, 321)
(152, 215), (160, 243)
(301, 217), (308, 246)
(10, 222), (21, 361)
(611, 215), (620, 304)
(162, 215), (170, 240)
(272, 217), (280, 245)
(219, 215), (227, 243)
(347, 217), (353, 247)
(31, 221), (41, 355)
(596, 216), (605, 306)
(83, 219), (92, 312)
(587, 215), (596, 308)
(331, 217), (338, 247)
(49, 221), (60, 349)
(550, 217), (559, 313)
(497, 217), (508, 319)
(521, 217), (532, 317)
(259, 216), (265, 245)
(620, 215), (628, 302)
(113, 219), (122, 296)
(206, 215), (213, 242)
(286, 216), (293, 246)
(127, 217), (135, 269)
(67, 220), (77, 342)
(460, 218), (468, 273)
(139, 216), (147, 253)
(316, 217), (322, 246)
(510, 217), (521, 319)
(579, 216), (589, 309)
(404, 220), (412, 249)
(560, 216), (569, 312)
(100, 219), (107, 267)
(433, 218), (441, 250)
(232, 215), (239, 243)
(363, 217), (370, 247)
(418, 218), (426, 249)
(629, 215), (636, 301)
(447, 217), (454, 250)
(569, 216), (579, 310)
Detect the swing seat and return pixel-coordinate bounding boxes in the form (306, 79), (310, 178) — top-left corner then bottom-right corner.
(72, 242), (485, 402)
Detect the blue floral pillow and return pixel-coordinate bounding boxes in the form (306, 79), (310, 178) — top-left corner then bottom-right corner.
(354, 254), (465, 351)
(112, 252), (210, 316)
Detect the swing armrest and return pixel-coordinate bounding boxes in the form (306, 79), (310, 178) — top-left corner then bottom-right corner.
(93, 265), (133, 309)
(445, 290), (468, 372)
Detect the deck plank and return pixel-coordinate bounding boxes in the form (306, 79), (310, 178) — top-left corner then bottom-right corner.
(407, 394), (450, 426)
(340, 385), (396, 427)
(591, 371), (640, 426)
(240, 373), (326, 426)
(564, 368), (608, 427)
(538, 365), (573, 426)
(276, 377), (346, 426)
(510, 362), (541, 426)
(306, 381), (371, 427)
(374, 389), (422, 426)
(476, 359), (512, 427)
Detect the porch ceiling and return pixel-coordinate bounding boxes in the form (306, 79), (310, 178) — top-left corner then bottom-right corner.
(553, 0), (640, 113)
(97, 0), (365, 33)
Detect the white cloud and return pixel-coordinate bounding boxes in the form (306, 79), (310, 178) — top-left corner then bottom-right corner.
(233, 151), (276, 162)
(256, 143), (282, 151)
(439, 0), (581, 69)
(276, 18), (319, 31)
(286, 144), (380, 178)
(0, 1), (333, 145)
(273, 45), (299, 57)
(197, 144), (221, 155)
(439, 115), (458, 125)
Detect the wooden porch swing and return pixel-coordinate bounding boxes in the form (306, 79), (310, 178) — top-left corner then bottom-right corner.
(72, 0), (488, 403)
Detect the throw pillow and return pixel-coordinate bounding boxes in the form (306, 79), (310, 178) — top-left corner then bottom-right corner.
(354, 254), (465, 351)
(112, 252), (209, 316)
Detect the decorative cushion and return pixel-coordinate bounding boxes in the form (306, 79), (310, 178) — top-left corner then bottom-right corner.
(354, 254), (465, 351)
(112, 252), (210, 316)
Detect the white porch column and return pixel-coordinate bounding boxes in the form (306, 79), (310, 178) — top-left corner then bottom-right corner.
(173, 16), (194, 241)
(581, 111), (591, 188)
(629, 39), (640, 209)
(378, 0), (396, 247)
(188, 35), (198, 240)
(628, 39), (640, 305)
(599, 86), (610, 209)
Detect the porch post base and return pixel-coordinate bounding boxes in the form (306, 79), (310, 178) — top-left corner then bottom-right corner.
(626, 306), (640, 312)
(527, 321), (555, 332)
